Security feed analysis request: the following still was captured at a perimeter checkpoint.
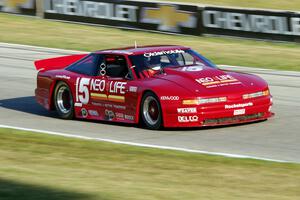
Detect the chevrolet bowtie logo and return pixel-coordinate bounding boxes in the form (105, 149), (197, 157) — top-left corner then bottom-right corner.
(141, 5), (196, 32)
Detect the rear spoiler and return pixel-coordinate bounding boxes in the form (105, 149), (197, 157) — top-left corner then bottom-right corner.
(34, 54), (87, 71)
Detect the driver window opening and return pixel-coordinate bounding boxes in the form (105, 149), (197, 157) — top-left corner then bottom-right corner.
(104, 55), (129, 78)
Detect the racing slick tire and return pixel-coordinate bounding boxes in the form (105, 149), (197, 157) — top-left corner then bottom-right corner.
(140, 92), (163, 130)
(54, 81), (74, 119)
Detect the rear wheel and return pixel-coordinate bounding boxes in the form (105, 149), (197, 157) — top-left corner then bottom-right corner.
(140, 92), (162, 130)
(54, 82), (74, 119)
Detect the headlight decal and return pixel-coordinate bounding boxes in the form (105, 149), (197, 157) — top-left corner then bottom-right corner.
(182, 97), (227, 105)
(243, 90), (269, 99)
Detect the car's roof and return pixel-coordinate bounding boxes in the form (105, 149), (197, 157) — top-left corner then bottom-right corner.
(94, 45), (190, 55)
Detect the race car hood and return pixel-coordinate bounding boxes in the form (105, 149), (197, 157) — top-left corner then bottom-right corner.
(159, 65), (268, 97)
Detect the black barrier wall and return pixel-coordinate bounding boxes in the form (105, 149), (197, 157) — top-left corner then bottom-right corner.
(201, 7), (300, 42)
(43, 0), (200, 36)
(1, 0), (300, 42)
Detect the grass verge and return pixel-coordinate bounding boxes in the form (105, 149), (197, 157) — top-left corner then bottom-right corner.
(160, 0), (300, 11)
(0, 127), (300, 200)
(0, 13), (300, 71)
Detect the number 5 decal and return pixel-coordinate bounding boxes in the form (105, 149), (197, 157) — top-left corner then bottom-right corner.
(76, 78), (90, 104)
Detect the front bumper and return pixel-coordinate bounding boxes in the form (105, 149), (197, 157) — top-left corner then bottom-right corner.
(162, 96), (273, 128)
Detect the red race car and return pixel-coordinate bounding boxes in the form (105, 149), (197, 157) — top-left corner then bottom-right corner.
(35, 45), (273, 129)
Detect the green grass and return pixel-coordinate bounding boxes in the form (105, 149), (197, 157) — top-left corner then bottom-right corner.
(0, 13), (300, 71)
(160, 0), (300, 11)
(0, 128), (300, 200)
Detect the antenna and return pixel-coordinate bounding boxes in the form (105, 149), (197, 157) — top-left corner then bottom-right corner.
(134, 41), (137, 49)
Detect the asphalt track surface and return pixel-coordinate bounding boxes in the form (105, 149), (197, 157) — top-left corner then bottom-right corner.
(0, 43), (300, 163)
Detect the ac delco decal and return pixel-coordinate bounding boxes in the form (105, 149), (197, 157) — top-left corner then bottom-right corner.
(178, 115), (198, 123)
(195, 75), (241, 88)
(76, 77), (126, 104)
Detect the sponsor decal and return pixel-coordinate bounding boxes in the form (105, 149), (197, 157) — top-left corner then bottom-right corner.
(105, 109), (115, 121)
(104, 104), (113, 108)
(90, 102), (126, 110)
(115, 112), (124, 119)
(178, 115), (198, 123)
(195, 75), (241, 88)
(141, 4), (197, 32)
(76, 78), (126, 104)
(124, 114), (134, 121)
(113, 105), (126, 110)
(160, 96), (180, 101)
(91, 93), (108, 102)
(225, 102), (253, 109)
(55, 75), (70, 80)
(74, 102), (83, 107)
(99, 63), (106, 76)
(90, 79), (106, 92)
(144, 49), (185, 58)
(81, 108), (88, 118)
(91, 102), (102, 107)
(88, 110), (99, 116)
(109, 81), (126, 94)
(181, 65), (204, 72)
(129, 86), (138, 93)
(233, 109), (246, 116)
(44, 0), (138, 22)
(106, 95), (125, 103)
(177, 107), (197, 114)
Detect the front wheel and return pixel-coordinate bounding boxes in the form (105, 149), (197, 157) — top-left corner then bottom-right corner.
(54, 81), (74, 119)
(140, 92), (163, 130)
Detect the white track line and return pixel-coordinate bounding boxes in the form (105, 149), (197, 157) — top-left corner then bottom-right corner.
(0, 124), (291, 163)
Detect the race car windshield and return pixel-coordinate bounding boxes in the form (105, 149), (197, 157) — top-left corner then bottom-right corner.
(129, 49), (217, 76)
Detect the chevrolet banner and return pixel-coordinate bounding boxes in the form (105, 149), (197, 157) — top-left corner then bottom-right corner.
(201, 6), (300, 42)
(43, 0), (200, 35)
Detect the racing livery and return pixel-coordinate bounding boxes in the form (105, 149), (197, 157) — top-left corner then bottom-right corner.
(35, 45), (273, 129)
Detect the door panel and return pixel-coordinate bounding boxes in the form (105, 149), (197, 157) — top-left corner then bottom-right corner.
(74, 53), (139, 123)
(74, 75), (108, 120)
